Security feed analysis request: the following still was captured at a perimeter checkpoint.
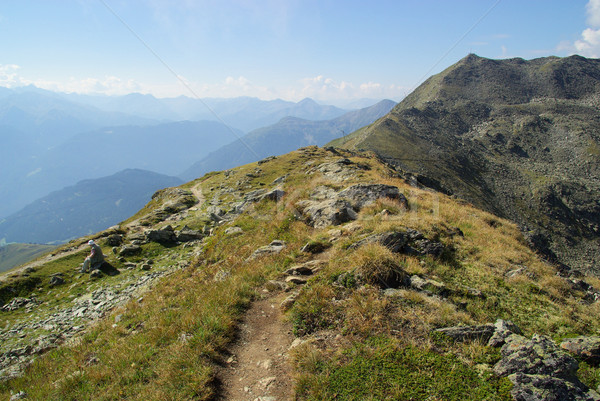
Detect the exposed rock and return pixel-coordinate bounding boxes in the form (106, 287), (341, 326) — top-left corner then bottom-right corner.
(265, 280), (287, 292)
(245, 189), (266, 202)
(249, 240), (286, 260)
(49, 274), (65, 287)
(412, 239), (445, 257)
(119, 245), (142, 257)
(488, 319), (523, 347)
(9, 391), (28, 400)
(508, 372), (600, 401)
(272, 174), (288, 184)
(337, 184), (407, 208)
(257, 156), (276, 164)
(297, 198), (357, 228)
(285, 276), (307, 285)
(285, 261), (325, 276)
(145, 225), (177, 244)
(1, 298), (38, 312)
(495, 334), (580, 383)
(434, 324), (495, 343)
(280, 293), (299, 311)
(105, 234), (123, 247)
(262, 188), (285, 202)
(89, 270), (103, 279)
(409, 275), (449, 296)
(176, 226), (204, 242)
(561, 337), (600, 366)
(225, 226), (244, 235)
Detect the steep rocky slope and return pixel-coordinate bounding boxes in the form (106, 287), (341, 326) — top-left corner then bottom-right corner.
(1, 146), (599, 400)
(330, 54), (600, 274)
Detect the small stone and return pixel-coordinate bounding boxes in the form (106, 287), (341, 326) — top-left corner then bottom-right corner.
(285, 276), (307, 285)
(10, 391), (28, 400)
(258, 376), (276, 389)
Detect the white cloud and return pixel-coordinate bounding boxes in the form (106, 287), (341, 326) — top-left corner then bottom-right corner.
(288, 75), (407, 102)
(587, 0), (600, 27)
(0, 64), (22, 87)
(565, 0), (600, 57)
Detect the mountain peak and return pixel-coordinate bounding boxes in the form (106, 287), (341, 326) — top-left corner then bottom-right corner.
(332, 54), (600, 273)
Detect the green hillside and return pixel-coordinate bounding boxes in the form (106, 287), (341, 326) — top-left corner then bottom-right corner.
(1, 147), (599, 400)
(0, 243), (55, 273)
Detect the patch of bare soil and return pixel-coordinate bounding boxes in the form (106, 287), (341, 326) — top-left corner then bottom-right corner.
(218, 290), (295, 401)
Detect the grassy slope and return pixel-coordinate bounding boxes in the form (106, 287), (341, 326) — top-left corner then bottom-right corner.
(1, 146), (599, 400)
(0, 243), (56, 273)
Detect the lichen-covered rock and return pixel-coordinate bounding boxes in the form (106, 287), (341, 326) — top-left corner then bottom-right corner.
(495, 334), (579, 381)
(297, 199), (357, 228)
(262, 188), (285, 202)
(249, 240), (286, 260)
(176, 227), (204, 242)
(561, 336), (600, 366)
(409, 275), (449, 296)
(338, 184), (407, 209)
(508, 372), (600, 401)
(145, 225), (177, 244)
(488, 319), (523, 347)
(119, 245), (142, 257)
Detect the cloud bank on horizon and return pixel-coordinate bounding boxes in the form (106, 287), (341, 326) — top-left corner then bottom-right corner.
(0, 1), (595, 103)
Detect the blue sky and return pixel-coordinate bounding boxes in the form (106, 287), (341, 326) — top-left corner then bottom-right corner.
(0, 0), (597, 103)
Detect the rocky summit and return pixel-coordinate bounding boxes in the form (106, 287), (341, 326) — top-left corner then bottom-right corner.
(1, 146), (599, 400)
(331, 54), (600, 274)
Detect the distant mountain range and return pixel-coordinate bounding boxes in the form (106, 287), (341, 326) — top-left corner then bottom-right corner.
(180, 99), (396, 180)
(0, 169), (182, 244)
(332, 54), (600, 273)
(67, 93), (350, 132)
(0, 86), (366, 218)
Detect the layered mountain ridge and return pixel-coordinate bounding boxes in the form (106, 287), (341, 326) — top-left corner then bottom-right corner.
(331, 54), (600, 273)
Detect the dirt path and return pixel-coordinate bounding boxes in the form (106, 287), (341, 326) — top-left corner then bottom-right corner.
(218, 291), (295, 401)
(189, 181), (205, 211)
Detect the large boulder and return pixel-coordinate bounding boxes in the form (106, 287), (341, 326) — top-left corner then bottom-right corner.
(493, 334), (600, 401)
(495, 334), (579, 380)
(338, 184), (407, 208)
(176, 226), (204, 242)
(297, 199), (357, 228)
(508, 373), (600, 401)
(145, 225), (177, 245)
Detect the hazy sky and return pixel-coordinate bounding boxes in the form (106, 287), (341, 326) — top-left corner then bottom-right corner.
(0, 0), (597, 102)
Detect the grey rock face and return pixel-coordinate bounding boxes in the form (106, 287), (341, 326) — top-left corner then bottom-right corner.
(338, 184), (407, 209)
(508, 372), (600, 401)
(145, 225), (177, 244)
(249, 240), (287, 260)
(119, 245), (142, 257)
(495, 334), (579, 379)
(105, 234), (123, 247)
(176, 227), (204, 242)
(561, 336), (600, 366)
(49, 274), (65, 287)
(297, 199), (357, 228)
(350, 230), (446, 258)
